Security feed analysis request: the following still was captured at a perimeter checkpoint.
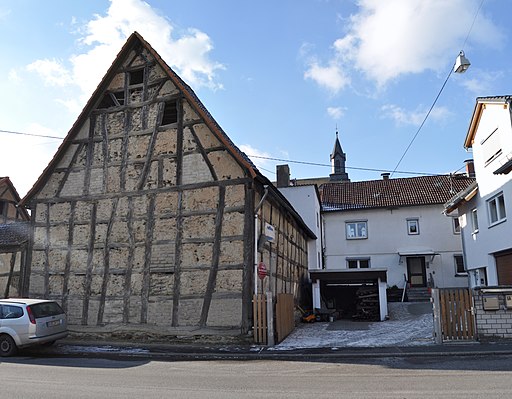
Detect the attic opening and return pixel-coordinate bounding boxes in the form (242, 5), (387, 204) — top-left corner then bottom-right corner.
(98, 91), (125, 109)
(162, 100), (178, 125)
(129, 68), (144, 85)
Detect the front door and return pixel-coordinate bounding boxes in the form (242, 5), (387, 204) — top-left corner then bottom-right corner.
(407, 257), (427, 287)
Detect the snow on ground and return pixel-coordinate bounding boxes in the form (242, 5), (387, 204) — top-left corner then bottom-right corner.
(272, 302), (434, 350)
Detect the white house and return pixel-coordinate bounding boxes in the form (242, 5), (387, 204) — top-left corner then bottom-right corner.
(276, 165), (324, 310)
(315, 173), (475, 321)
(445, 96), (512, 288)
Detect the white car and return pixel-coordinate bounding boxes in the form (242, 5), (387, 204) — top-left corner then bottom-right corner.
(0, 298), (68, 356)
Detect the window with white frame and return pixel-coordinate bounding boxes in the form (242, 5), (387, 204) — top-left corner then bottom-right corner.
(347, 258), (370, 269)
(407, 218), (419, 235)
(452, 217), (461, 234)
(345, 221), (367, 239)
(471, 208), (479, 233)
(454, 255), (466, 276)
(487, 192), (506, 226)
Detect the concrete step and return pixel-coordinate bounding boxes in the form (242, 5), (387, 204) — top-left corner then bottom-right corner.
(406, 287), (431, 302)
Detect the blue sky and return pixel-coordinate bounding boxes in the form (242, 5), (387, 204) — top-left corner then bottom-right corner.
(0, 0), (511, 196)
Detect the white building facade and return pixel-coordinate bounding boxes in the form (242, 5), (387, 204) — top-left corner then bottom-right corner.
(323, 202), (469, 289)
(315, 175), (474, 321)
(277, 165), (324, 310)
(446, 96), (512, 288)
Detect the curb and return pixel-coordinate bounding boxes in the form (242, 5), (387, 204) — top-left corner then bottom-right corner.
(25, 341), (512, 362)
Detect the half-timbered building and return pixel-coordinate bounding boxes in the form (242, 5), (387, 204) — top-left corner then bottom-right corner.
(21, 32), (314, 342)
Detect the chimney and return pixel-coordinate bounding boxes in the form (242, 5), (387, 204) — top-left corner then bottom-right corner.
(276, 164), (290, 188)
(381, 172), (390, 180)
(464, 159), (475, 178)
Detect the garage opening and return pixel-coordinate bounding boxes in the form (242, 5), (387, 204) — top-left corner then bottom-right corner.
(310, 269), (388, 322)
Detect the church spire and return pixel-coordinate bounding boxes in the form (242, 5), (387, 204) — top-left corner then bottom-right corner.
(329, 128), (349, 182)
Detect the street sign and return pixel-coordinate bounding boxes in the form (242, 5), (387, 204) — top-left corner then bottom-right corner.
(257, 262), (267, 279)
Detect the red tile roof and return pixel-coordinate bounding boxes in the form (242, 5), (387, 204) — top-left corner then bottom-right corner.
(320, 175), (476, 211)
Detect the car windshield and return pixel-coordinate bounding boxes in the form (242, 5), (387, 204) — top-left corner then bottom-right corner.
(30, 302), (64, 318)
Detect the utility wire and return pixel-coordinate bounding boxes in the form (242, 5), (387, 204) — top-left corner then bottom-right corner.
(0, 126), (465, 178)
(463, 0), (485, 50)
(389, 67), (453, 177)
(0, 129), (63, 140)
(0, 129), (462, 176)
(249, 154), (453, 177)
(390, 0), (485, 177)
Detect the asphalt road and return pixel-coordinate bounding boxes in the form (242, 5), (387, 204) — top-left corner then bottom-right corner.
(2, 355), (512, 398)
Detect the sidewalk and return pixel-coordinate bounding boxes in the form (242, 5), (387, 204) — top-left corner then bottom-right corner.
(25, 302), (512, 360)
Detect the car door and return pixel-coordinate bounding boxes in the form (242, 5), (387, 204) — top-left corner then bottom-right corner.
(0, 304), (29, 341)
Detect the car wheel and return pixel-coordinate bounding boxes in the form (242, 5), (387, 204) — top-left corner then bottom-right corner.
(0, 335), (17, 357)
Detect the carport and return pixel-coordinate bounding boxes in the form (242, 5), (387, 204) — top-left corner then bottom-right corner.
(310, 269), (388, 321)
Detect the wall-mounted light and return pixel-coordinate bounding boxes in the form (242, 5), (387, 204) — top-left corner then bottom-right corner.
(454, 51), (470, 73)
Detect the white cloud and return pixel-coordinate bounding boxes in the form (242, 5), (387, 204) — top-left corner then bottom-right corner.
(304, 61), (350, 94)
(238, 144), (273, 171)
(26, 59), (73, 87)
(306, 0), (504, 90)
(8, 69), (21, 83)
(26, 0), (224, 112)
(327, 106), (346, 119)
(381, 104), (450, 126)
(459, 69), (503, 95)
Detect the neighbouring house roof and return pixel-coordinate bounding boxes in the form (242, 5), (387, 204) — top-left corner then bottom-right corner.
(465, 95), (512, 149)
(0, 177), (30, 221)
(320, 175), (476, 212)
(0, 222), (30, 248)
(494, 157), (512, 175)
(444, 181), (479, 214)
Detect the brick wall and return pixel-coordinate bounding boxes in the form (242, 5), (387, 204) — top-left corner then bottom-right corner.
(474, 290), (512, 339)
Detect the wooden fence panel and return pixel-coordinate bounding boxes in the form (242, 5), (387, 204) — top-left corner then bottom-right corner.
(439, 288), (475, 341)
(276, 293), (294, 343)
(253, 294), (267, 345)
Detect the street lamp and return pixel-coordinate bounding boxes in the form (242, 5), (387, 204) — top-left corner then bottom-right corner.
(454, 51), (471, 73)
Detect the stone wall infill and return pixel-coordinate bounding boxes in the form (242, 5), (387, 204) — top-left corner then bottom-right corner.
(474, 288), (512, 340)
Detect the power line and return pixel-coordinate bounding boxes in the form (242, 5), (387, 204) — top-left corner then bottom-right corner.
(390, 67), (453, 177)
(390, 0), (485, 177)
(0, 126), (464, 178)
(0, 129), (63, 140)
(248, 154), (453, 177)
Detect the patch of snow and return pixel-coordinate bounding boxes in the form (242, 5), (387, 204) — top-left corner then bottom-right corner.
(272, 302), (434, 350)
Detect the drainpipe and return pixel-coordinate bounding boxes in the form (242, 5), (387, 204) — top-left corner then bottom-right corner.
(254, 186), (269, 294)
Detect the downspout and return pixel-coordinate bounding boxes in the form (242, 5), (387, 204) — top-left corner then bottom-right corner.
(254, 186), (269, 294)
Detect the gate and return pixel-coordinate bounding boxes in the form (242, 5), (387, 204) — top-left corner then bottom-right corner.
(253, 294), (268, 345)
(253, 293), (295, 345)
(276, 293), (294, 343)
(432, 288), (476, 342)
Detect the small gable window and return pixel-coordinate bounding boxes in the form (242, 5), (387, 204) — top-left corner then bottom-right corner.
(162, 100), (178, 125)
(98, 91), (125, 109)
(129, 69), (144, 85)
